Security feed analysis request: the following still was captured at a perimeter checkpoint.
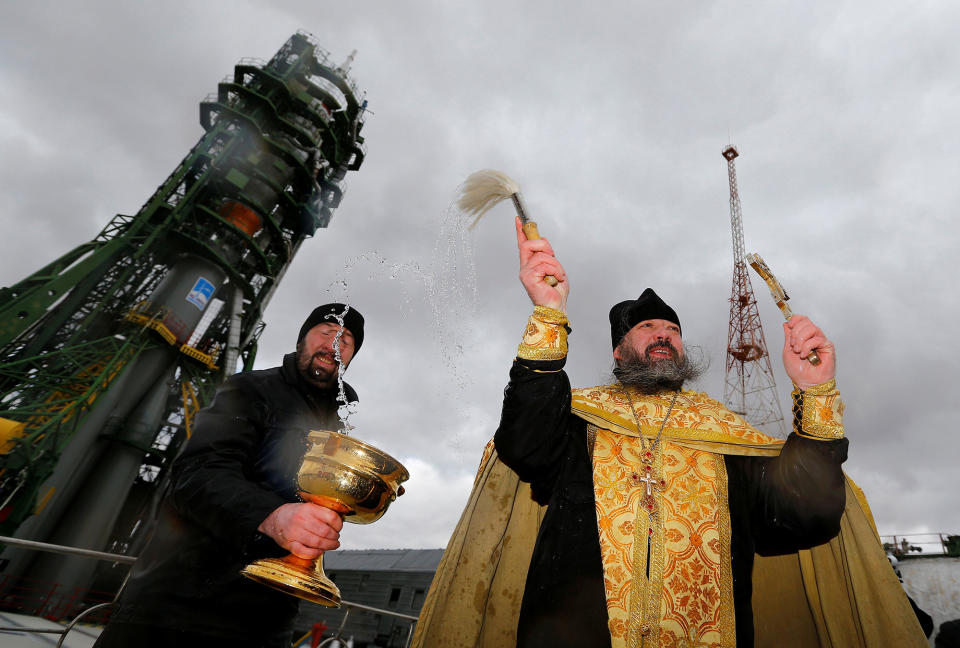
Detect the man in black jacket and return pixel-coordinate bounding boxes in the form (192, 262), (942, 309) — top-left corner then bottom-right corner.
(95, 303), (364, 648)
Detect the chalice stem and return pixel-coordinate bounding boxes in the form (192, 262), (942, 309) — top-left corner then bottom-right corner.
(280, 548), (332, 590)
(282, 552), (319, 569)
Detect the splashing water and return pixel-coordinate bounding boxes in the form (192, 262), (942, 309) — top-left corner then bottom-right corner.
(323, 201), (478, 392)
(319, 194), (481, 455)
(326, 302), (358, 433)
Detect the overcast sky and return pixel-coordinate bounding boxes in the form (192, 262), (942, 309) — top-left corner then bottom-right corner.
(1, 1), (958, 552)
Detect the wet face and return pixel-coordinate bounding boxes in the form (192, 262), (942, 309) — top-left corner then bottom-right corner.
(296, 322), (355, 388)
(613, 319), (683, 366)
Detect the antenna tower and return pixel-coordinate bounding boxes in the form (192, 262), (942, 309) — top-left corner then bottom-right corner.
(721, 145), (785, 435)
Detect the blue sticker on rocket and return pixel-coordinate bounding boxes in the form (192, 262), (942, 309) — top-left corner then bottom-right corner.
(186, 277), (215, 310)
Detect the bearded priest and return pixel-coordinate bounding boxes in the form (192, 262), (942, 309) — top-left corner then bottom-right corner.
(411, 218), (928, 648)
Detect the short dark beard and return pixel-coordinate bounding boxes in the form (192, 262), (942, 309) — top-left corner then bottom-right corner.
(612, 341), (706, 394)
(296, 344), (341, 389)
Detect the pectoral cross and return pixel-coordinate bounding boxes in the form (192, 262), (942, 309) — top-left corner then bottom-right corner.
(632, 465), (665, 516)
(633, 464), (666, 579)
(637, 467), (658, 497)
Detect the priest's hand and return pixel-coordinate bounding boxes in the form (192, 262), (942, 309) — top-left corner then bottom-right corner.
(258, 502), (343, 559)
(516, 217), (569, 311)
(782, 315), (836, 390)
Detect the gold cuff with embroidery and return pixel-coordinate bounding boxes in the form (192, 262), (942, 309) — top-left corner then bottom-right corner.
(792, 378), (845, 440)
(517, 306), (569, 361)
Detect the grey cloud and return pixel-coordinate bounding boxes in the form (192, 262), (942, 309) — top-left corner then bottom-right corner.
(1, 0), (957, 549)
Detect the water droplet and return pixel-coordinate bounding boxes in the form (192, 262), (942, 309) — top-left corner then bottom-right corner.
(315, 200), (480, 444)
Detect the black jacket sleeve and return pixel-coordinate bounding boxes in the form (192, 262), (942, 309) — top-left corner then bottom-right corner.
(167, 374), (288, 551)
(494, 357), (575, 502)
(728, 433), (849, 555)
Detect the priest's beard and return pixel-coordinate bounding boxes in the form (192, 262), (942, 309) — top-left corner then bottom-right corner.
(612, 341), (706, 394)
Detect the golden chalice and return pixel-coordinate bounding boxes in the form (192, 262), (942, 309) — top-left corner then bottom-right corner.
(241, 429), (409, 606)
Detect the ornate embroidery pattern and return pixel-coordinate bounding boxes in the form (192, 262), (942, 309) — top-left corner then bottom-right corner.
(573, 386), (778, 446)
(792, 379), (845, 440)
(592, 435), (735, 648)
(593, 428), (654, 647)
(659, 443), (734, 647)
(516, 307), (568, 360)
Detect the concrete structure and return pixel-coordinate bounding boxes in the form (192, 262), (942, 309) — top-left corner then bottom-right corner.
(900, 556), (960, 646)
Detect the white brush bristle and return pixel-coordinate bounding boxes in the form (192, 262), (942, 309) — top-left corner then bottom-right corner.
(457, 169), (520, 229)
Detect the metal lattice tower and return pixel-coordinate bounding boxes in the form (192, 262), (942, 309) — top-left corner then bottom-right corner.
(721, 146), (785, 436)
(0, 32), (367, 612)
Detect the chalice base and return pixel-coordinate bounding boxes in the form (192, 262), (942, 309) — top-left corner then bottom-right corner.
(241, 556), (341, 607)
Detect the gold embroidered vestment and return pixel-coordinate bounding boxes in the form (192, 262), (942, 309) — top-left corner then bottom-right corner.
(412, 308), (926, 648)
(576, 386), (781, 648)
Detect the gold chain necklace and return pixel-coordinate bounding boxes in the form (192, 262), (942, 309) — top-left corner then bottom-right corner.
(621, 387), (681, 607)
(622, 387), (679, 517)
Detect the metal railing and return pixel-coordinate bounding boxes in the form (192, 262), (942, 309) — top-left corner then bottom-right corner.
(294, 600), (418, 648)
(880, 532), (958, 557)
(0, 535), (420, 647)
(0, 536), (134, 647)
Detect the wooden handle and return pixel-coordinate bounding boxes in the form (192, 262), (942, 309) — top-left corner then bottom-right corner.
(520, 221), (541, 240)
(521, 221), (559, 287)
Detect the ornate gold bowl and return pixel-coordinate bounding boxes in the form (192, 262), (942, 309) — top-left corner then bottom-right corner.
(241, 430), (409, 606)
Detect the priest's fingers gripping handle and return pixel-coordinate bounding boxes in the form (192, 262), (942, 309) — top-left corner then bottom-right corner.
(521, 221), (559, 287)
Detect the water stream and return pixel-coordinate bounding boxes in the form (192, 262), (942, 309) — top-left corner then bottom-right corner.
(325, 203), (478, 434)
